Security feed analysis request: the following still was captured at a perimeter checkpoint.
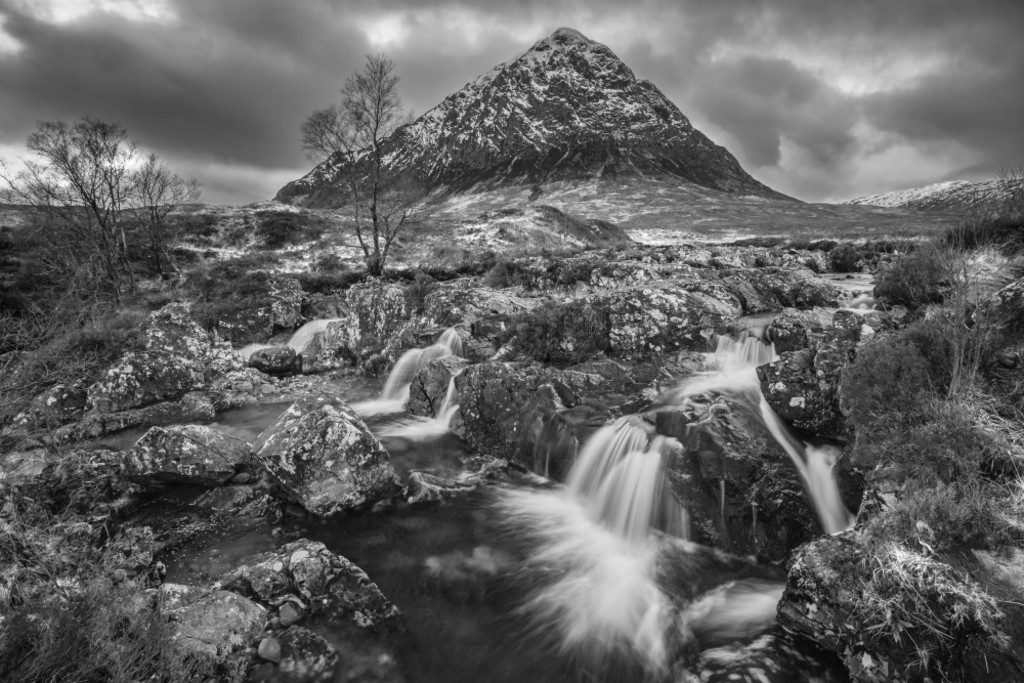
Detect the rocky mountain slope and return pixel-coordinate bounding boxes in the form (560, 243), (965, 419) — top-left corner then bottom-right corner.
(846, 177), (1024, 212)
(276, 27), (786, 207)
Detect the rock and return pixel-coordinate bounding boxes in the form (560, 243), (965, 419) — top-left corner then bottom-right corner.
(160, 583), (267, 682)
(407, 356), (467, 420)
(252, 395), (400, 515)
(87, 351), (205, 413)
(765, 309), (833, 354)
(122, 424), (251, 487)
(455, 362), (606, 468)
(777, 534), (1019, 682)
(249, 346), (301, 376)
(345, 280), (412, 358)
(216, 276), (303, 343)
(12, 381), (89, 431)
(52, 393), (217, 442)
(725, 266), (840, 310)
(404, 471), (478, 504)
(279, 601), (304, 626)
(208, 368), (266, 410)
(593, 285), (741, 358)
(423, 281), (536, 327)
(144, 302), (215, 358)
(258, 636), (282, 663)
(994, 276), (1024, 328)
(267, 627), (338, 682)
(220, 539), (403, 633)
(757, 315), (867, 440)
(656, 394), (824, 562)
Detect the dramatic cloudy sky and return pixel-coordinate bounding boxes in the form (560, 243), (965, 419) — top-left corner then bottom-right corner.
(0, 0), (1021, 204)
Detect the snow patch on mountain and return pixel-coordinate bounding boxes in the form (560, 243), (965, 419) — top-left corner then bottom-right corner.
(847, 178), (1023, 211)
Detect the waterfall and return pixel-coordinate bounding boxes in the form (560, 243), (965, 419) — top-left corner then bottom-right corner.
(238, 317), (343, 362)
(434, 377), (460, 430)
(355, 327), (463, 416)
(668, 333), (854, 534)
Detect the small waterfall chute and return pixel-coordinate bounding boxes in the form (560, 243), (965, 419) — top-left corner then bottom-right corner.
(354, 327), (463, 417)
(238, 317), (343, 362)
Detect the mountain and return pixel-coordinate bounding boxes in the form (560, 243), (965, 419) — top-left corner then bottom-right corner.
(276, 27), (786, 208)
(846, 178), (1023, 212)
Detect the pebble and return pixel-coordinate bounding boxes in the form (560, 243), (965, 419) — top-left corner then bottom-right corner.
(279, 601), (304, 627)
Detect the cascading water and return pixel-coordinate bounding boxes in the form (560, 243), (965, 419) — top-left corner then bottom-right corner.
(668, 334), (854, 534)
(238, 317), (343, 361)
(353, 327), (463, 417)
(492, 416), (692, 675)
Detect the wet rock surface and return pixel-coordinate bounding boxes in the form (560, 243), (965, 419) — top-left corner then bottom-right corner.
(249, 345), (301, 376)
(252, 394), (401, 515)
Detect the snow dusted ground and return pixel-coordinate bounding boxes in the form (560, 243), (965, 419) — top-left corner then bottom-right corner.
(846, 178), (1023, 211)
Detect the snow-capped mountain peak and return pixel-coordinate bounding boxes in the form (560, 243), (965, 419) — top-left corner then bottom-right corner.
(277, 27), (783, 207)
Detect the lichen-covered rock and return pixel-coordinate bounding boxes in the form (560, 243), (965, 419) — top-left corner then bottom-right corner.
(51, 393), (217, 442)
(220, 539), (403, 633)
(11, 381), (89, 431)
(423, 281), (536, 327)
(995, 277), (1024, 328)
(144, 302), (214, 358)
(87, 351), (205, 413)
(593, 286), (740, 358)
(345, 280), (411, 357)
(160, 583), (267, 682)
(252, 395), (400, 515)
(123, 424), (251, 486)
(249, 346), (300, 376)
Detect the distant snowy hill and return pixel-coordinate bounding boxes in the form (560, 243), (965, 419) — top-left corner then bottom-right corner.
(277, 27), (786, 208)
(846, 178), (1023, 212)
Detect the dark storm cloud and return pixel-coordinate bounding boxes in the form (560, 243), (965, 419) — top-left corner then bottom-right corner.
(0, 0), (1021, 202)
(686, 57), (857, 168)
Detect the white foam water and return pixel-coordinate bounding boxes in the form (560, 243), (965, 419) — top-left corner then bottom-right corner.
(353, 327), (463, 418)
(238, 317), (344, 361)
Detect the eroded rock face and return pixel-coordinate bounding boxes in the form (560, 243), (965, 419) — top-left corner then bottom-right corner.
(160, 583), (267, 682)
(765, 309), (834, 354)
(252, 395), (400, 515)
(123, 424), (251, 487)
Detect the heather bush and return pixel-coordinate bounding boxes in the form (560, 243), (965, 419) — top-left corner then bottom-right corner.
(874, 241), (951, 307)
(828, 243), (861, 272)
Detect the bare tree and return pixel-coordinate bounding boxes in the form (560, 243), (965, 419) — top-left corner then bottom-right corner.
(2, 117), (138, 300)
(131, 153), (201, 279)
(301, 53), (421, 276)
(1, 116), (201, 298)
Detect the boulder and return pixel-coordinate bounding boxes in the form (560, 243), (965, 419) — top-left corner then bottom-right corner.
(252, 395), (400, 515)
(726, 266), (840, 310)
(593, 286), (741, 358)
(777, 534), (1020, 682)
(757, 311), (867, 440)
(345, 280), (412, 358)
(422, 281), (536, 327)
(220, 539), (402, 633)
(159, 583), (267, 682)
(249, 346), (300, 376)
(87, 351), (205, 413)
(655, 395), (823, 563)
(122, 424), (251, 486)
(765, 309), (834, 354)
(454, 362), (607, 469)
